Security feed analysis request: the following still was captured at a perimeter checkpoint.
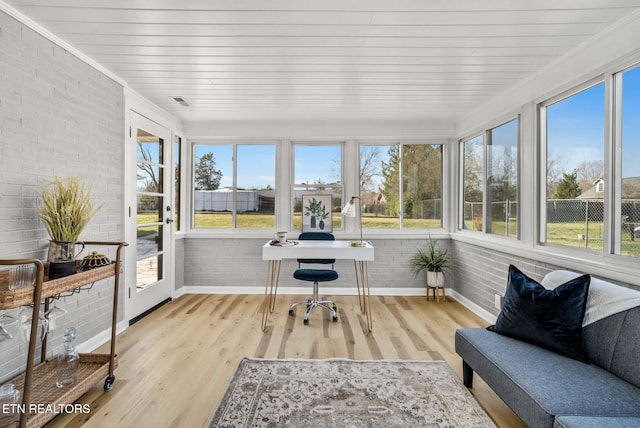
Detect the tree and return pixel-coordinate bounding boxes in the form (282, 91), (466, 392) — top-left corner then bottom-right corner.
(359, 146), (382, 192)
(194, 152), (223, 190)
(575, 160), (604, 192)
(546, 153), (567, 197)
(551, 171), (581, 199)
(380, 145), (442, 218)
(463, 142), (483, 203)
(137, 142), (160, 193)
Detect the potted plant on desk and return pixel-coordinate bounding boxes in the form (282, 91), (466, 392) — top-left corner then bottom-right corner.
(410, 237), (452, 299)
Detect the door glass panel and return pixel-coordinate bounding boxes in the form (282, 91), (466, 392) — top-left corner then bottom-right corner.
(174, 136), (181, 231)
(138, 137), (164, 164)
(137, 195), (162, 222)
(136, 128), (165, 290)
(137, 165), (163, 193)
(137, 225), (164, 254)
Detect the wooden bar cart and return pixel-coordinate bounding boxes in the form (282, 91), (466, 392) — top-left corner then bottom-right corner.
(0, 241), (127, 428)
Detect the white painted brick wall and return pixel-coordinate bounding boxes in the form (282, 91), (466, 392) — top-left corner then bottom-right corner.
(449, 240), (639, 317)
(183, 237), (442, 291)
(0, 10), (124, 383)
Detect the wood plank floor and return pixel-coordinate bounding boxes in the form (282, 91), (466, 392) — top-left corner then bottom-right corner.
(47, 294), (526, 428)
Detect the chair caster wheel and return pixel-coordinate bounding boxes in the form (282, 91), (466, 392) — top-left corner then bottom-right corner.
(288, 309), (295, 316)
(304, 318), (309, 325)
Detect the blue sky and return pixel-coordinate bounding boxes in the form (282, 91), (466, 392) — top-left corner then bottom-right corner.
(195, 144), (342, 189)
(622, 65), (640, 178)
(547, 82), (605, 175)
(194, 144), (276, 189)
(548, 68), (640, 179)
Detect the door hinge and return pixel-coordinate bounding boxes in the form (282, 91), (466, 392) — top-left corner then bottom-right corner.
(128, 288), (131, 299)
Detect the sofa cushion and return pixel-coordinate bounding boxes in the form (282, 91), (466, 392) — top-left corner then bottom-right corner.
(554, 416), (640, 428)
(582, 306), (640, 388)
(541, 270), (640, 326)
(541, 270), (640, 387)
(456, 328), (640, 428)
(488, 265), (590, 362)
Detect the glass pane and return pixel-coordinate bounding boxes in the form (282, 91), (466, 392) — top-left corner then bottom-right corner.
(137, 195), (163, 224)
(463, 135), (484, 231)
(193, 145), (233, 228)
(360, 145), (399, 228)
(293, 145), (343, 231)
(137, 163), (163, 193)
(137, 254), (163, 289)
(236, 145), (276, 228)
(487, 119), (518, 237)
(137, 130), (163, 164)
(137, 225), (163, 254)
(620, 66), (640, 258)
(174, 136), (181, 231)
(402, 144), (443, 228)
(546, 83), (604, 249)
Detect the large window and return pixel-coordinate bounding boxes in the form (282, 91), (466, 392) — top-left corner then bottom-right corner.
(487, 119), (519, 237)
(461, 118), (519, 237)
(359, 143), (443, 229)
(543, 83), (605, 250)
(461, 135), (484, 231)
(193, 143), (275, 229)
(619, 65), (640, 258)
(293, 144), (343, 231)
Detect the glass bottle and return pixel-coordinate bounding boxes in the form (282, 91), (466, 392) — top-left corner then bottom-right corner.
(0, 383), (20, 427)
(56, 327), (79, 388)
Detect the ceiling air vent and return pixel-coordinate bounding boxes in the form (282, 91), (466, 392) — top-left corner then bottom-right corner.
(171, 96), (189, 107)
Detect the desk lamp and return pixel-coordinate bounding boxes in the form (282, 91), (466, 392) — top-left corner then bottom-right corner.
(341, 196), (365, 247)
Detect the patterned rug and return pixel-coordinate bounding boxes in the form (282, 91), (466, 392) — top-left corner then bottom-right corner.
(208, 358), (496, 428)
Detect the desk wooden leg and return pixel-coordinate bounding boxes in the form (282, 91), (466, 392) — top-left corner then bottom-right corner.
(355, 261), (373, 332)
(262, 260), (281, 332)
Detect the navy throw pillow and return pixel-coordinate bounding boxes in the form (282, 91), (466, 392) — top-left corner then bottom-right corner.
(488, 265), (591, 363)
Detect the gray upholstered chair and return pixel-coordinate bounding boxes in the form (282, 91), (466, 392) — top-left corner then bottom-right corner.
(289, 232), (339, 325)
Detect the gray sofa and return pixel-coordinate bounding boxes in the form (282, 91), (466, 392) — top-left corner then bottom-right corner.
(455, 270), (640, 428)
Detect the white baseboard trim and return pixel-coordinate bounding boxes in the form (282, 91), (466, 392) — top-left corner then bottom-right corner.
(77, 320), (129, 353)
(449, 290), (497, 324)
(181, 285), (430, 296)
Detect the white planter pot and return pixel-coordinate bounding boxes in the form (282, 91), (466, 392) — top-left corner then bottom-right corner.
(426, 270), (444, 288)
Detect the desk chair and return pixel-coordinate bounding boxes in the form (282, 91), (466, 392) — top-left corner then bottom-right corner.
(289, 232), (339, 325)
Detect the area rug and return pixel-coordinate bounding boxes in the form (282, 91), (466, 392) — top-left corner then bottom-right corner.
(208, 358), (496, 427)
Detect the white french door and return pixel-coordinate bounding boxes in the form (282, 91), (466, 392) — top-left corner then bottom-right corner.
(127, 112), (174, 321)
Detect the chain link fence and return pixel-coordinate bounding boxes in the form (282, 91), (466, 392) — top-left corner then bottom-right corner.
(463, 199), (640, 252)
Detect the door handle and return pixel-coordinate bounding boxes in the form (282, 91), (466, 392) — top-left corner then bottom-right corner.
(166, 218), (174, 224)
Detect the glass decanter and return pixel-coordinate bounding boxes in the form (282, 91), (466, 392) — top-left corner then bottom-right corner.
(56, 327), (79, 388)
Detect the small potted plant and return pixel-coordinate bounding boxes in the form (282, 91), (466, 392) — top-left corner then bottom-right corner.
(410, 237), (452, 289)
(38, 177), (102, 277)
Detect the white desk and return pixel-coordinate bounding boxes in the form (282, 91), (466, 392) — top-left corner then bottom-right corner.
(261, 240), (374, 332)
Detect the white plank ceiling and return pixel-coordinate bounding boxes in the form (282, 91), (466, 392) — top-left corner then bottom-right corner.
(5, 0), (640, 122)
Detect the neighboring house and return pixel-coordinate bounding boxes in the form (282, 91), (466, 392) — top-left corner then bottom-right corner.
(577, 178), (605, 200)
(578, 177), (640, 200)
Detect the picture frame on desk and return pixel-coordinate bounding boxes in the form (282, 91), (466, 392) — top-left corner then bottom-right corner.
(301, 194), (333, 232)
